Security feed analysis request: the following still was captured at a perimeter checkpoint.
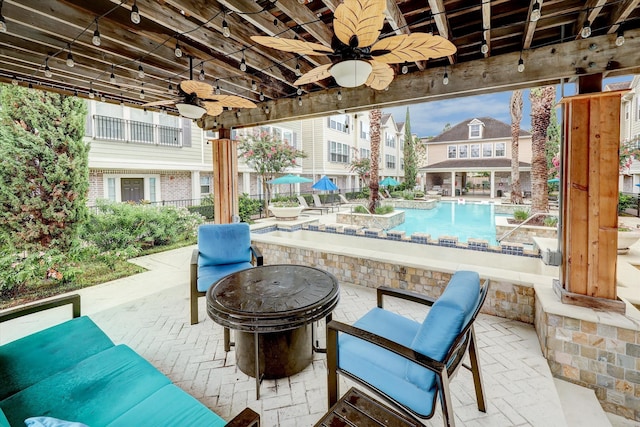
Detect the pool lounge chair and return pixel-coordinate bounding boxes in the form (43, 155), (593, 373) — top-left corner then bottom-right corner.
(297, 196), (328, 214)
(312, 194), (336, 212)
(338, 194), (355, 207)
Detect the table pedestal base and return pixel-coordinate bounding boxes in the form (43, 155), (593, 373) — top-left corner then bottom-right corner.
(236, 324), (312, 379)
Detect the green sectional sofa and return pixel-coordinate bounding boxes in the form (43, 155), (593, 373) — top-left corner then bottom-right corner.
(0, 295), (259, 427)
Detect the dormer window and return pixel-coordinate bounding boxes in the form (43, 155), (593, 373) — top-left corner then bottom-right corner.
(467, 119), (485, 139)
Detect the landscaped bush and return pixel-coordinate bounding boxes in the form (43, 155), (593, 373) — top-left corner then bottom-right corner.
(618, 193), (637, 213)
(81, 200), (203, 252)
(543, 216), (559, 227)
(187, 196), (214, 220)
(374, 205), (394, 215)
(239, 193), (263, 222)
(352, 205), (369, 214)
(513, 208), (530, 222)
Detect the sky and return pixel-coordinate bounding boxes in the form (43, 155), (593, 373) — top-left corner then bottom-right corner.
(383, 75), (633, 138)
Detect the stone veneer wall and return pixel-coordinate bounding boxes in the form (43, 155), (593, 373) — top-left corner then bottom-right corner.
(252, 238), (536, 324)
(535, 286), (640, 421)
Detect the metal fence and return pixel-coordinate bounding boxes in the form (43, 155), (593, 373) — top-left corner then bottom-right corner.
(93, 115), (182, 147)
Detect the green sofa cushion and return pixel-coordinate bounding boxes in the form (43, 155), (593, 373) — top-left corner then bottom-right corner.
(0, 316), (114, 401)
(107, 384), (227, 427)
(0, 345), (170, 426)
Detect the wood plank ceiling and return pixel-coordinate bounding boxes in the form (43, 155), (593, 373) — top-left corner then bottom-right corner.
(1, 0), (639, 129)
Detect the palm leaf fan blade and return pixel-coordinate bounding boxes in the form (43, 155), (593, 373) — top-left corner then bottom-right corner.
(180, 80), (214, 98)
(294, 64), (332, 86)
(333, 0), (385, 47)
(202, 102), (224, 117)
(365, 61), (394, 90)
(250, 36), (332, 55)
(141, 99), (180, 107)
(371, 33), (457, 63)
(211, 95), (257, 109)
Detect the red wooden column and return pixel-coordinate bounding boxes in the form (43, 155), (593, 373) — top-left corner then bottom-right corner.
(212, 128), (238, 224)
(557, 91), (625, 312)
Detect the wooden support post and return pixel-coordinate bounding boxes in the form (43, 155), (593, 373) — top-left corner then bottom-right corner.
(212, 128), (238, 224)
(558, 91), (625, 313)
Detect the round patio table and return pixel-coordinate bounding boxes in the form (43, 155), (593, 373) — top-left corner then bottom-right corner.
(206, 264), (339, 399)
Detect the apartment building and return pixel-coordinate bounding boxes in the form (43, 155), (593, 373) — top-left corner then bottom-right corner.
(617, 76), (640, 193)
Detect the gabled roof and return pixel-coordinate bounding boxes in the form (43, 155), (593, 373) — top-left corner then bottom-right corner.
(381, 113), (392, 125)
(427, 117), (531, 143)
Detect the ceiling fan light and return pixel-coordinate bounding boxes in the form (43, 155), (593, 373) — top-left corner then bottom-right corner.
(176, 103), (206, 119)
(330, 60), (372, 88)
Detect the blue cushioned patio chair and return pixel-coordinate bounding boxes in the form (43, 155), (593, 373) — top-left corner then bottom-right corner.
(190, 223), (263, 350)
(326, 270), (489, 427)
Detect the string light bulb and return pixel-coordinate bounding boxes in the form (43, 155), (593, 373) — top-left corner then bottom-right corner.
(530, 1), (541, 22)
(298, 96), (302, 106)
(92, 20), (101, 46)
(66, 45), (74, 67)
(199, 63), (206, 81)
(88, 83), (95, 99)
(11, 75), (18, 85)
(259, 91), (264, 101)
(109, 64), (116, 84)
(615, 28), (625, 46)
(215, 83), (221, 95)
(265, 105), (270, 114)
(298, 0), (305, 4)
(517, 56), (525, 73)
(140, 84), (145, 100)
(44, 58), (52, 78)
(295, 61), (302, 77)
(296, 88), (302, 96)
(174, 38), (182, 58)
(137, 64), (145, 79)
(401, 63), (408, 74)
(480, 38), (489, 54)
(251, 80), (257, 91)
(581, 20), (591, 38)
(168, 81), (174, 93)
(240, 52), (247, 72)
(443, 70), (449, 85)
(222, 19), (230, 38)
(131, 0), (141, 24)
(337, 90), (342, 101)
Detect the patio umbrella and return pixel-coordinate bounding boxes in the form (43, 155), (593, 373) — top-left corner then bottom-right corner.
(312, 176), (339, 191)
(267, 174), (312, 196)
(547, 177), (560, 184)
(379, 177), (400, 187)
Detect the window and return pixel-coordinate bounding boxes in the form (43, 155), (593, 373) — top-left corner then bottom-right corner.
(107, 178), (116, 201)
(495, 142), (506, 157)
(625, 103), (630, 120)
(469, 124), (481, 138)
(328, 114), (349, 133)
(329, 141), (350, 163)
(458, 145), (468, 158)
(385, 154), (396, 169)
(149, 178), (157, 202)
(400, 158), (404, 170)
(360, 122), (370, 140)
(200, 176), (211, 194)
(470, 144), (480, 158)
(385, 134), (396, 148)
(637, 98), (640, 121)
(448, 145), (457, 159)
(482, 143), (493, 157)
(360, 148), (371, 159)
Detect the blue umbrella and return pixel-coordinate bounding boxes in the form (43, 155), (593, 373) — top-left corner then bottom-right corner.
(312, 176), (339, 191)
(636, 183), (640, 187)
(379, 177), (400, 187)
(547, 177), (560, 184)
(267, 174), (313, 185)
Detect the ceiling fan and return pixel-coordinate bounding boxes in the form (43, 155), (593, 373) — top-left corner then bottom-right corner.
(142, 80), (257, 119)
(251, 0), (456, 90)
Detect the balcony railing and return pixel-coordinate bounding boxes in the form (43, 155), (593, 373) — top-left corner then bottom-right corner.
(93, 115), (182, 147)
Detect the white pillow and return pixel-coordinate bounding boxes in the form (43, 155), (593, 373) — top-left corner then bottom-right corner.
(24, 417), (89, 427)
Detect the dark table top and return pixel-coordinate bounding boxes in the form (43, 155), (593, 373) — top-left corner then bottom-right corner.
(206, 264), (340, 333)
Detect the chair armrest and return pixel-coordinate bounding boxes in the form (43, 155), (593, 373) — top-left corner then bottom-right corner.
(190, 248), (199, 266)
(376, 286), (437, 309)
(327, 319), (445, 373)
(225, 407), (260, 427)
(0, 294), (81, 324)
(250, 244), (264, 266)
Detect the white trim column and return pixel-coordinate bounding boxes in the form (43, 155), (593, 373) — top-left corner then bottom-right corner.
(191, 170), (200, 202)
(450, 171), (456, 197)
(490, 170), (495, 199)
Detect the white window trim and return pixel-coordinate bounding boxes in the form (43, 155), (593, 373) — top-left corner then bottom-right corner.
(103, 174), (161, 202)
(447, 145), (457, 159)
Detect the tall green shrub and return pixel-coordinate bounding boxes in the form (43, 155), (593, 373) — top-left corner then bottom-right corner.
(0, 85), (88, 252)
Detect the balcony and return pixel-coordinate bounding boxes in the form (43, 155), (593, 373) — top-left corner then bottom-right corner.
(93, 115), (182, 147)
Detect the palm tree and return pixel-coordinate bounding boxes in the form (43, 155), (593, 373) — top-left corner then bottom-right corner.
(509, 90), (524, 204)
(529, 86), (556, 213)
(369, 109), (382, 213)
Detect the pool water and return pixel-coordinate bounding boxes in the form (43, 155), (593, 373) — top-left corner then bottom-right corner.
(390, 202), (508, 245)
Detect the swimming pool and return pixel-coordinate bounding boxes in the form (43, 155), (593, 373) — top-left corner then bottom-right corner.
(390, 202), (508, 244)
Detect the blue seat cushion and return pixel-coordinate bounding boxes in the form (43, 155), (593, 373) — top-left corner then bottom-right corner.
(197, 262), (253, 292)
(406, 271), (480, 389)
(107, 384), (226, 427)
(0, 345), (171, 427)
(198, 223), (251, 268)
(0, 316), (114, 400)
(338, 308), (437, 417)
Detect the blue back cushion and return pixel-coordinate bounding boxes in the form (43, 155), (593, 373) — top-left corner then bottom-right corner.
(198, 223), (251, 267)
(405, 270), (480, 388)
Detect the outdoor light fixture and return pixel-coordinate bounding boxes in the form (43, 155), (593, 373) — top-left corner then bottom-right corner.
(264, 105), (270, 114)
(131, 0), (141, 24)
(176, 103), (206, 119)
(517, 57), (525, 72)
(88, 89), (95, 99)
(168, 82), (174, 93)
(137, 64), (145, 79)
(199, 64), (206, 81)
(337, 90), (342, 100)
(215, 83), (221, 95)
(174, 39), (183, 58)
(615, 28), (625, 46)
(401, 63), (408, 74)
(480, 38), (489, 54)
(66, 45), (74, 67)
(251, 80), (257, 91)
(139, 88), (145, 100)
(329, 60), (372, 88)
(295, 62), (302, 77)
(443, 70), (449, 85)
(581, 20), (591, 38)
(240, 53), (247, 72)
(531, 1), (541, 22)
(222, 19), (230, 38)
(44, 58), (52, 78)
(92, 21), (101, 46)
(110, 71), (116, 84)
(296, 87), (302, 95)
(11, 75), (17, 85)
(298, 96), (302, 106)
(259, 91), (265, 101)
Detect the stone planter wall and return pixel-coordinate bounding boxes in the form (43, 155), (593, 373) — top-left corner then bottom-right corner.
(496, 216), (558, 244)
(336, 210), (405, 229)
(383, 199), (438, 210)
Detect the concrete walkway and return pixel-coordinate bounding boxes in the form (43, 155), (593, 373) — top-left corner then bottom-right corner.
(0, 246), (631, 426)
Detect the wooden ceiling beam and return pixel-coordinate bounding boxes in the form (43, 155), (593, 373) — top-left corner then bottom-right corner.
(384, 0), (425, 70)
(482, 0), (491, 57)
(607, 0), (640, 34)
(274, 0), (334, 47)
(205, 28), (640, 130)
(320, 0), (341, 12)
(522, 0), (543, 49)
(427, 0), (455, 64)
(575, 0), (609, 39)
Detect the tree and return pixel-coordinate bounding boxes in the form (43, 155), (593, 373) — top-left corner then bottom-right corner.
(546, 107), (561, 178)
(403, 107), (418, 188)
(0, 85), (88, 252)
(349, 148), (371, 186)
(369, 109), (382, 212)
(237, 130), (306, 210)
(529, 86), (556, 214)
(509, 90), (524, 204)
